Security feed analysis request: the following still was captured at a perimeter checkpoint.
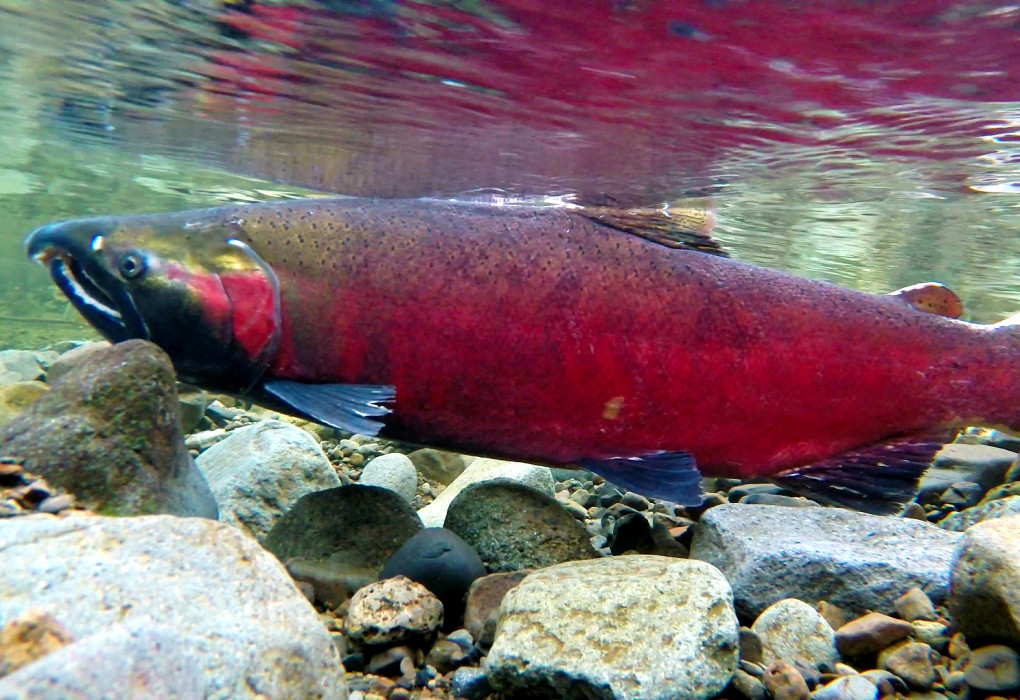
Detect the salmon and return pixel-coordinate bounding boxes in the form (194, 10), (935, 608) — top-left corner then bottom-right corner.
(24, 197), (1020, 513)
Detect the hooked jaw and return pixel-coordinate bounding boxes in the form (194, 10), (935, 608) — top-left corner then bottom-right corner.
(25, 220), (149, 343)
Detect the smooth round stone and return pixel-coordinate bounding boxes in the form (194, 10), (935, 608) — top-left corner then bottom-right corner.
(752, 598), (838, 668)
(763, 661), (810, 700)
(621, 491), (650, 511)
(463, 570), (531, 649)
(910, 620), (951, 652)
(949, 514), (1020, 644)
(939, 481), (984, 509)
(835, 613), (914, 657)
(380, 528), (486, 630)
(894, 587), (937, 622)
(345, 576), (443, 646)
(359, 453), (418, 503)
(731, 668), (766, 700)
(961, 644), (1020, 691)
(811, 675), (878, 700)
(407, 448), (466, 485)
(878, 641), (936, 690)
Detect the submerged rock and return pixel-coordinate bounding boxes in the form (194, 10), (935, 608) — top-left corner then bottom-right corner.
(919, 444), (1016, 503)
(345, 576), (444, 647)
(751, 598), (838, 668)
(264, 484), (422, 574)
(407, 448), (467, 485)
(949, 513), (1020, 646)
(417, 458), (554, 527)
(485, 556), (739, 700)
(444, 478), (599, 572)
(380, 528), (486, 630)
(940, 494), (1020, 531)
(0, 514), (346, 699)
(359, 453), (418, 503)
(0, 382), (47, 431)
(196, 419), (339, 542)
(0, 340), (216, 518)
(690, 504), (961, 618)
(464, 571), (531, 650)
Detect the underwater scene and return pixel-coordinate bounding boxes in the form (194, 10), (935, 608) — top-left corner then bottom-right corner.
(3, 1), (1020, 698)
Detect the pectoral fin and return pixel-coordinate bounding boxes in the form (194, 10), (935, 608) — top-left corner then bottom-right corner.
(262, 379), (394, 436)
(770, 435), (953, 515)
(580, 451), (705, 506)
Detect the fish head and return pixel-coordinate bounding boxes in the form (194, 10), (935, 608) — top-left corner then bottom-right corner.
(25, 210), (280, 392)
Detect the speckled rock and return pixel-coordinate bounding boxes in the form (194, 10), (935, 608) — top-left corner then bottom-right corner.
(894, 587), (937, 622)
(264, 484), (423, 573)
(940, 494), (1020, 531)
(345, 576), (443, 646)
(196, 420), (340, 542)
(919, 444), (1016, 502)
(762, 661), (810, 700)
(464, 571), (531, 649)
(485, 556), (739, 700)
(835, 613), (915, 657)
(380, 528), (486, 629)
(407, 448), (467, 485)
(444, 479), (599, 572)
(0, 340), (216, 518)
(0, 622), (207, 699)
(949, 514), (1020, 645)
(0, 609), (74, 676)
(417, 458), (554, 528)
(41, 341), (109, 384)
(878, 641), (935, 690)
(960, 644), (1020, 691)
(0, 382), (47, 430)
(359, 453), (418, 503)
(0, 514), (346, 699)
(690, 505), (961, 618)
(752, 598), (838, 668)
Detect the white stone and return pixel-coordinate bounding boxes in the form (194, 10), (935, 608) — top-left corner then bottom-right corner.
(359, 453), (418, 503)
(417, 458), (554, 527)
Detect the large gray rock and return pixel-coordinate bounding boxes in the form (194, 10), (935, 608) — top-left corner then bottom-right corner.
(690, 504), (962, 619)
(417, 458), (554, 527)
(485, 556), (738, 700)
(919, 444), (1016, 503)
(949, 514), (1020, 646)
(0, 622), (205, 699)
(0, 514), (346, 699)
(940, 495), (1020, 532)
(444, 479), (599, 572)
(196, 420), (339, 542)
(0, 340), (216, 518)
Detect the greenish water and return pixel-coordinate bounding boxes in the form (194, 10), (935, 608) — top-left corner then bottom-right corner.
(3, 0), (1020, 350)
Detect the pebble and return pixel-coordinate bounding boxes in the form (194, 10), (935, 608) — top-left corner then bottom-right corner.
(365, 645), (416, 678)
(345, 576), (443, 647)
(894, 587), (938, 622)
(731, 667), (767, 700)
(380, 528), (486, 629)
(0, 350), (44, 383)
(810, 674), (878, 700)
(359, 453), (419, 503)
(816, 601), (847, 631)
(939, 481), (985, 509)
(406, 448), (466, 485)
(752, 598), (839, 668)
(910, 620), (951, 652)
(449, 667), (491, 700)
(463, 570), (531, 649)
(835, 612), (915, 657)
(878, 640), (936, 690)
(485, 556), (739, 700)
(740, 626), (765, 664)
(0, 382), (47, 430)
(443, 478), (599, 572)
(959, 644), (1020, 691)
(948, 513), (1020, 645)
(185, 428), (228, 451)
(763, 661), (811, 700)
(940, 494), (1020, 531)
(621, 491), (651, 510)
(691, 505), (961, 618)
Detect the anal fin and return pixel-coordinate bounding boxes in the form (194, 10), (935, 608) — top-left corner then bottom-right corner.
(771, 434), (955, 515)
(262, 379), (394, 436)
(580, 451), (705, 506)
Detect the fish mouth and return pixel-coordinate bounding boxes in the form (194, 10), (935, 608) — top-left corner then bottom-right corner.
(26, 224), (149, 343)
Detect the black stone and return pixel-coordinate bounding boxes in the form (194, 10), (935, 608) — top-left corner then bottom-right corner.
(380, 528), (486, 630)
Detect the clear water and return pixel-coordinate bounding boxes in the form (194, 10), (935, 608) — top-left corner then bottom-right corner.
(2, 0), (1020, 349)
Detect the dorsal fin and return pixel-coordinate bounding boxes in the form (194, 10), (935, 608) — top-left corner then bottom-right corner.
(578, 198), (727, 256)
(887, 282), (963, 319)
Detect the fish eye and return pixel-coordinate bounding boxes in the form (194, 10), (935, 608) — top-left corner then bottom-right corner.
(118, 251), (147, 280)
